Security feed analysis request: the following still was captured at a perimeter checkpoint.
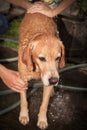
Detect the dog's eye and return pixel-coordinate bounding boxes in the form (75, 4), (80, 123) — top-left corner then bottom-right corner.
(55, 56), (61, 62)
(39, 57), (46, 62)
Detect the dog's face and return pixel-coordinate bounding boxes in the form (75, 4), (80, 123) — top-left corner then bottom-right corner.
(23, 35), (65, 86)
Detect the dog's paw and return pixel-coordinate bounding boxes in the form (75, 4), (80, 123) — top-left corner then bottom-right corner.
(19, 111), (29, 125)
(37, 120), (48, 129)
(37, 116), (48, 129)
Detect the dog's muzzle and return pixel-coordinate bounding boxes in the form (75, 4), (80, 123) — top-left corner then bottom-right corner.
(49, 77), (59, 86)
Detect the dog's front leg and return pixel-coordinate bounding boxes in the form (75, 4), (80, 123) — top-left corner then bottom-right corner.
(19, 91), (29, 125)
(37, 86), (53, 129)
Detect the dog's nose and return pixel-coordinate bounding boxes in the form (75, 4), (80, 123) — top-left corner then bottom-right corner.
(49, 77), (59, 85)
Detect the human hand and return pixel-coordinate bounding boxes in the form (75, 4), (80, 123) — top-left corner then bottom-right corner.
(27, 2), (54, 17)
(0, 67), (28, 93)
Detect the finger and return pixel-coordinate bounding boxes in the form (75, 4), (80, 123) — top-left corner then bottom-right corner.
(10, 86), (22, 93)
(29, 5), (44, 10)
(34, 2), (43, 5)
(13, 85), (28, 92)
(16, 78), (28, 86)
(15, 83), (28, 89)
(27, 8), (42, 13)
(12, 79), (28, 89)
(22, 82), (28, 88)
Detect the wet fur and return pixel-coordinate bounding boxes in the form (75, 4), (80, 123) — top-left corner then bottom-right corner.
(18, 13), (65, 129)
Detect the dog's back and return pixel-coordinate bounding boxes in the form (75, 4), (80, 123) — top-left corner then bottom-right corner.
(18, 12), (65, 130)
(19, 13), (57, 43)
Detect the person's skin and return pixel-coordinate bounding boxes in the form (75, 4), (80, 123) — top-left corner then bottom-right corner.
(0, 64), (28, 93)
(5, 0), (76, 17)
(28, 0), (76, 17)
(5, 0), (32, 10)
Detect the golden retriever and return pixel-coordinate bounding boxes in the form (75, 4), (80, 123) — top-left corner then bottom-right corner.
(18, 13), (65, 129)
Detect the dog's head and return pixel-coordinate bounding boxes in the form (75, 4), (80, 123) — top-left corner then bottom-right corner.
(22, 35), (65, 86)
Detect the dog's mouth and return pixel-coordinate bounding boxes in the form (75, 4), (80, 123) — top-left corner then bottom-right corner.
(48, 77), (59, 86)
(41, 75), (59, 86)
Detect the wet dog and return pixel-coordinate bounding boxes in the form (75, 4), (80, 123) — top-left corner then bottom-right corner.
(18, 13), (65, 129)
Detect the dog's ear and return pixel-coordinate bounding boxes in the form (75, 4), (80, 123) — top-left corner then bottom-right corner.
(22, 44), (33, 71)
(59, 41), (65, 68)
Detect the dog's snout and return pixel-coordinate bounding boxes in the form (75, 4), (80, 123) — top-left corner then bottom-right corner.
(49, 77), (58, 85)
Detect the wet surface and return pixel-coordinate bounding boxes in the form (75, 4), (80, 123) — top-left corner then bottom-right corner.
(0, 46), (87, 130)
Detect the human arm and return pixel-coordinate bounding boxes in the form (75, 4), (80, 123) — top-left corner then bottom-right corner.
(0, 64), (28, 93)
(52, 0), (76, 17)
(4, 0), (32, 10)
(27, 0), (76, 17)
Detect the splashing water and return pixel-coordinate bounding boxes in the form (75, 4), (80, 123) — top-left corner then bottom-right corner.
(48, 78), (75, 124)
